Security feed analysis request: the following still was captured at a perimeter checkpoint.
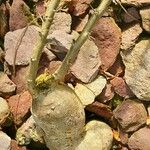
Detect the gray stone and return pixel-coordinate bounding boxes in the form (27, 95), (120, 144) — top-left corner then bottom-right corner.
(0, 97), (10, 126)
(113, 99), (147, 132)
(71, 38), (101, 83)
(128, 127), (150, 150)
(0, 72), (16, 97)
(0, 131), (11, 150)
(121, 23), (142, 50)
(121, 39), (150, 100)
(140, 6), (150, 33)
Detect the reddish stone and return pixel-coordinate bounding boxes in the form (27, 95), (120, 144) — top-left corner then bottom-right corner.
(86, 101), (113, 119)
(7, 91), (32, 126)
(10, 140), (27, 150)
(36, 0), (45, 15)
(110, 77), (134, 98)
(91, 17), (121, 71)
(0, 3), (9, 37)
(9, 0), (31, 31)
(108, 55), (125, 77)
(69, 0), (93, 16)
(98, 83), (114, 103)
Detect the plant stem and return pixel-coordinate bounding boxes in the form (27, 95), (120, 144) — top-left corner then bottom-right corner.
(27, 0), (60, 94)
(54, 0), (111, 81)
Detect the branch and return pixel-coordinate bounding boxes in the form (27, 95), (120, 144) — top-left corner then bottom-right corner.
(53, 0), (111, 81)
(27, 0), (60, 94)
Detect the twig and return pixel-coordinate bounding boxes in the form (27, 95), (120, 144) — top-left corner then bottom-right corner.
(53, 0), (111, 81)
(27, 0), (60, 94)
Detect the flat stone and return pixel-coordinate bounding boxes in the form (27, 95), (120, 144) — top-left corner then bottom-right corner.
(98, 83), (115, 103)
(9, 0), (32, 31)
(122, 7), (140, 23)
(0, 97), (10, 126)
(7, 91), (32, 126)
(91, 17), (121, 71)
(71, 38), (101, 83)
(121, 38), (150, 100)
(69, 0), (93, 16)
(128, 127), (150, 150)
(113, 99), (147, 132)
(140, 6), (150, 33)
(4, 25), (55, 66)
(0, 72), (16, 97)
(49, 12), (72, 34)
(0, 131), (11, 150)
(110, 77), (134, 98)
(121, 23), (143, 50)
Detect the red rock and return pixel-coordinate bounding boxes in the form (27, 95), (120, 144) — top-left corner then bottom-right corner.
(108, 55), (125, 77)
(69, 0), (93, 16)
(98, 83), (114, 103)
(9, 0), (32, 31)
(110, 77), (134, 98)
(36, 0), (45, 15)
(91, 17), (121, 71)
(10, 140), (27, 150)
(7, 91), (32, 126)
(86, 101), (113, 119)
(113, 99), (147, 132)
(11, 66), (29, 93)
(0, 3), (9, 37)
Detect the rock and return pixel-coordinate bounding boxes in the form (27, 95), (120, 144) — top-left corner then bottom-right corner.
(74, 76), (106, 106)
(120, 0), (150, 6)
(4, 25), (39, 66)
(110, 77), (134, 98)
(98, 83), (115, 103)
(113, 99), (147, 132)
(121, 39), (150, 101)
(108, 55), (125, 76)
(0, 131), (11, 150)
(11, 66), (29, 93)
(86, 101), (113, 119)
(69, 0), (93, 16)
(16, 116), (44, 145)
(74, 15), (89, 32)
(140, 6), (150, 33)
(46, 30), (73, 59)
(0, 97), (10, 126)
(10, 140), (27, 150)
(9, 0), (33, 31)
(122, 7), (140, 23)
(91, 17), (121, 71)
(128, 127), (150, 150)
(49, 12), (72, 34)
(0, 72), (16, 97)
(4, 25), (55, 66)
(7, 91), (32, 126)
(35, 0), (45, 15)
(121, 23), (142, 50)
(76, 120), (113, 150)
(0, 3), (9, 37)
(71, 38), (101, 83)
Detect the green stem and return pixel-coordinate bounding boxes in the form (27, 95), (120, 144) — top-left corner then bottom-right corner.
(27, 0), (60, 94)
(54, 0), (111, 81)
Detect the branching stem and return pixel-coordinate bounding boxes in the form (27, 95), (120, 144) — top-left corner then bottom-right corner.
(27, 0), (60, 94)
(53, 0), (111, 81)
